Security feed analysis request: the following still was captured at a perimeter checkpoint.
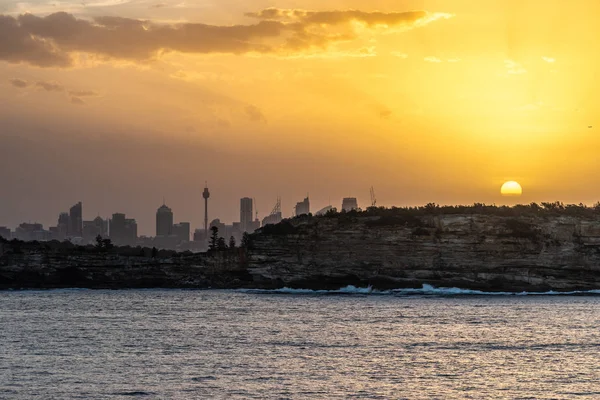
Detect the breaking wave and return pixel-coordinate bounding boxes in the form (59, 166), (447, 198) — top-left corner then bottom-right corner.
(239, 284), (600, 296)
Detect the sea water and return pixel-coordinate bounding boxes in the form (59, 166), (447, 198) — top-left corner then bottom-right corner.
(1, 288), (599, 399)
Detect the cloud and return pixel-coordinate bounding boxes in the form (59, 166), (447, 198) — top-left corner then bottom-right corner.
(542, 56), (555, 63)
(505, 59), (526, 75)
(379, 108), (392, 119)
(424, 56), (460, 63)
(0, 9), (452, 67)
(391, 52), (408, 58)
(9, 78), (29, 88)
(424, 56), (442, 63)
(36, 81), (64, 92)
(70, 97), (86, 105)
(245, 8), (453, 28)
(8, 77), (97, 105)
(245, 105), (267, 123)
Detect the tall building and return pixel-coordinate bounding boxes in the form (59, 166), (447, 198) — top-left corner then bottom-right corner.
(124, 218), (138, 245)
(295, 197), (310, 216)
(110, 213), (126, 244)
(156, 204), (173, 237)
(203, 184), (210, 236)
(69, 202), (83, 237)
(173, 222), (190, 243)
(342, 198), (359, 212)
(57, 212), (69, 240)
(240, 197), (253, 232)
(82, 217), (108, 244)
(110, 213), (138, 246)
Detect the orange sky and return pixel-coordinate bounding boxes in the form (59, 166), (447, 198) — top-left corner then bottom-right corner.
(1, 0), (599, 234)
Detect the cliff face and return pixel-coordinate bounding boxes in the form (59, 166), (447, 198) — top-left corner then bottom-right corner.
(0, 243), (251, 290)
(246, 214), (600, 291)
(2, 213), (600, 291)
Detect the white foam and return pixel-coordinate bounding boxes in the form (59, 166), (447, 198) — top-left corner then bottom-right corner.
(239, 283), (600, 296)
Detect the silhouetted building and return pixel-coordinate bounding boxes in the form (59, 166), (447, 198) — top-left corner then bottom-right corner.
(82, 217), (108, 244)
(316, 205), (333, 216)
(240, 198), (253, 232)
(295, 197), (310, 216)
(210, 219), (226, 236)
(56, 212), (69, 241)
(193, 229), (207, 242)
(124, 218), (138, 245)
(15, 223), (50, 241)
(262, 212), (282, 226)
(156, 204), (173, 237)
(262, 197), (282, 226)
(342, 198), (358, 212)
(247, 219), (261, 232)
(110, 213), (138, 246)
(0, 227), (11, 240)
(173, 222), (190, 244)
(69, 202), (83, 237)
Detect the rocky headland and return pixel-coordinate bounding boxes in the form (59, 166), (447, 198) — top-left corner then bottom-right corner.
(3, 204), (600, 292)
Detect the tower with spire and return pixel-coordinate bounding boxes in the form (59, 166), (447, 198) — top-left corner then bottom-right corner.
(202, 182), (210, 236)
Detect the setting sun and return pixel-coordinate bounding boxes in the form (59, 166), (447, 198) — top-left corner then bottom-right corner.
(501, 181), (523, 197)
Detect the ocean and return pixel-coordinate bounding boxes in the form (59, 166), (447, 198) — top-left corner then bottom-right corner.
(1, 288), (599, 399)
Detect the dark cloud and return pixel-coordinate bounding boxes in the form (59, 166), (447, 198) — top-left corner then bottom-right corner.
(36, 81), (64, 92)
(0, 9), (450, 67)
(9, 78), (29, 88)
(8, 77), (97, 105)
(245, 105), (267, 123)
(0, 15), (72, 67)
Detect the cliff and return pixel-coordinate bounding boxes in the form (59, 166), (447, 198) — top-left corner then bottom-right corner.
(2, 210), (600, 291)
(246, 212), (600, 292)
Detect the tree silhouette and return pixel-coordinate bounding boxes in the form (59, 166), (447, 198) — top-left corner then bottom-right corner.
(217, 237), (227, 251)
(229, 236), (236, 249)
(209, 226), (219, 252)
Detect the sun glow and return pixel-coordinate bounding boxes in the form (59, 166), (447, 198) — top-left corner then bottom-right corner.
(501, 181), (523, 197)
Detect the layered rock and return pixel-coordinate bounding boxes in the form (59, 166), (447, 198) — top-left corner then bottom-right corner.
(2, 213), (600, 291)
(246, 214), (600, 291)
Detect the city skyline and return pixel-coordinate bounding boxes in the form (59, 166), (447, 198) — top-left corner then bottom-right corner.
(3, 1), (600, 235)
(0, 190), (350, 238)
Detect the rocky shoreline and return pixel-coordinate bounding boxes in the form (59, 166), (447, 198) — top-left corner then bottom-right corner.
(3, 209), (600, 292)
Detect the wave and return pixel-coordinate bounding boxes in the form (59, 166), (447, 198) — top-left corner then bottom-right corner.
(239, 284), (600, 296)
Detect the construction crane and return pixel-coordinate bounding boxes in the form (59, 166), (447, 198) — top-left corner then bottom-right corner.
(270, 196), (282, 215)
(370, 186), (377, 207)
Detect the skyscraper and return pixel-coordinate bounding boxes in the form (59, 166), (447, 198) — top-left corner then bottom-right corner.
(342, 198), (359, 212)
(240, 197), (253, 232)
(110, 213), (137, 246)
(156, 204), (173, 237)
(295, 197), (310, 216)
(69, 202), (83, 237)
(173, 222), (190, 243)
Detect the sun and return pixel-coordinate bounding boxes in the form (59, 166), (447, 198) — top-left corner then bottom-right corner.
(501, 181), (523, 197)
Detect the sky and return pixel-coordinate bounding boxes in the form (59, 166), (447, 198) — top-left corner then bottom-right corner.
(1, 0), (599, 235)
